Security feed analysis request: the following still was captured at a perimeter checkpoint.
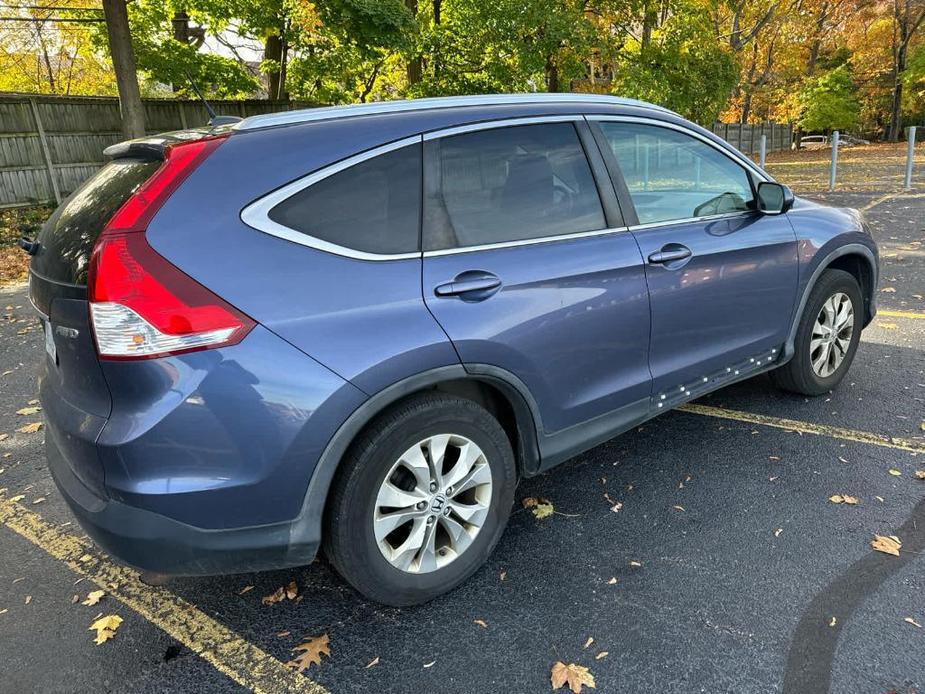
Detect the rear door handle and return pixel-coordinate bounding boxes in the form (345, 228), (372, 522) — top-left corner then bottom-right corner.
(648, 246), (692, 264)
(434, 271), (502, 299)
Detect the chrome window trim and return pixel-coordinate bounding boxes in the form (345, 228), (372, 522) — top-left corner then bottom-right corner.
(422, 114), (582, 140)
(628, 210), (757, 232)
(423, 226), (629, 257)
(234, 94), (674, 131)
(239, 135), (423, 262)
(585, 114), (769, 182)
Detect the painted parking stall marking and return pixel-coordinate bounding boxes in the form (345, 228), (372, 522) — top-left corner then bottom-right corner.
(0, 493), (329, 694)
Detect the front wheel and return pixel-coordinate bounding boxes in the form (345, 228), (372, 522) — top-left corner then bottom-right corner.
(324, 393), (517, 606)
(771, 269), (863, 396)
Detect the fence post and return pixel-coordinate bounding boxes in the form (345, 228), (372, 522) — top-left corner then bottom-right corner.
(905, 126), (917, 191)
(29, 98), (61, 205)
(759, 134), (767, 168)
(829, 131), (840, 192)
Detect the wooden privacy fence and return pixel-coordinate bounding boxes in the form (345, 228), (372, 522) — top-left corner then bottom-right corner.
(0, 93), (314, 208)
(0, 92), (793, 208)
(709, 122), (792, 156)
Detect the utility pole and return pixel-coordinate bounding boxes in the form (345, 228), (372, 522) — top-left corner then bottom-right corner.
(102, 0), (145, 139)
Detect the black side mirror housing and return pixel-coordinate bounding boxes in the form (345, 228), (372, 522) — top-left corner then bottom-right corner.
(756, 182), (794, 215)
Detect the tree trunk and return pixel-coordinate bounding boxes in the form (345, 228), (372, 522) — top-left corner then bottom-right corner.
(641, 0), (658, 48)
(264, 33), (282, 100)
(888, 42), (906, 141)
(405, 0), (422, 86)
(102, 0), (145, 139)
(545, 55), (560, 92)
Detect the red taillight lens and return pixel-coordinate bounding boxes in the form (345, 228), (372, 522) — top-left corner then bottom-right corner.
(88, 135), (255, 360)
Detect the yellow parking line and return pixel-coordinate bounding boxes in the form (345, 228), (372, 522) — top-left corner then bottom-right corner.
(878, 310), (925, 320)
(0, 495), (328, 694)
(677, 403), (925, 453)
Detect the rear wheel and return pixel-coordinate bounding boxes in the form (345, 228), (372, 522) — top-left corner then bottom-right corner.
(771, 269), (862, 395)
(324, 393), (516, 606)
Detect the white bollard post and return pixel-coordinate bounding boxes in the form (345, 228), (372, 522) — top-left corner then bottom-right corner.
(905, 126), (917, 191)
(759, 134), (767, 169)
(829, 131), (839, 192)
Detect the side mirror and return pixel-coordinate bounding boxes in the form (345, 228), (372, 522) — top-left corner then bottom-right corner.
(756, 182), (794, 215)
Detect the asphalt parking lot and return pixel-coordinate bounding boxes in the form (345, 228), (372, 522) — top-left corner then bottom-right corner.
(1, 191), (923, 694)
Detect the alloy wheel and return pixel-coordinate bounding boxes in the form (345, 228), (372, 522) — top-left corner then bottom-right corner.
(810, 291), (854, 378)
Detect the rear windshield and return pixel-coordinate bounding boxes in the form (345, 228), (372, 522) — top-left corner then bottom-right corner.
(32, 158), (159, 286)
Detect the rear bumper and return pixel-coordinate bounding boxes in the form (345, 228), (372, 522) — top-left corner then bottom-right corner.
(48, 431), (321, 575)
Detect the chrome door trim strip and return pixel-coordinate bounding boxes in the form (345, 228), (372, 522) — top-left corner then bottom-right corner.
(422, 226), (629, 257)
(239, 136), (423, 262)
(422, 115), (582, 141)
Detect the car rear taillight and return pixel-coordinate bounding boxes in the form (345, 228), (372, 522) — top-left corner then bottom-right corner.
(88, 135), (255, 360)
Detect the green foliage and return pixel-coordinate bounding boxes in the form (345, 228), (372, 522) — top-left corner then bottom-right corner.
(798, 65), (860, 133)
(608, 1), (739, 124)
(902, 45), (925, 120)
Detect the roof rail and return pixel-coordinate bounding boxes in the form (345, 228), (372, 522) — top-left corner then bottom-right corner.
(233, 93), (673, 131)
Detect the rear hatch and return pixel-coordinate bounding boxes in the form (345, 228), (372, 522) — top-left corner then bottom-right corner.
(28, 129), (220, 498)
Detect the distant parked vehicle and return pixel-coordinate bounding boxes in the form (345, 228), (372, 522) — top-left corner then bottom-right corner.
(800, 135), (829, 149)
(839, 134), (871, 146)
(28, 93), (879, 606)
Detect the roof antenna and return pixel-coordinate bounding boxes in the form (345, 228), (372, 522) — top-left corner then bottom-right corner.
(184, 70), (240, 126)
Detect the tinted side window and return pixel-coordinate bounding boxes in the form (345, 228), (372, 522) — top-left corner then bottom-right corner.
(268, 143), (421, 255)
(424, 123), (605, 251)
(597, 122), (754, 225)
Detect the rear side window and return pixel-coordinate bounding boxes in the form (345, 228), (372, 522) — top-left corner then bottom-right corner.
(33, 159), (159, 285)
(424, 123), (605, 251)
(268, 143), (421, 255)
(597, 122), (754, 225)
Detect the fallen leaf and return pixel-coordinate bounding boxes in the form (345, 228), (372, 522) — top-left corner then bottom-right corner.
(672, 505), (685, 512)
(16, 423), (42, 434)
(881, 287), (897, 293)
(365, 656), (379, 668)
(769, 456), (780, 461)
(550, 661), (596, 693)
(15, 407), (41, 415)
(915, 471), (925, 480)
(237, 585), (254, 595)
(28, 399), (38, 405)
(595, 652), (608, 660)
(9, 495), (24, 503)
(871, 535), (901, 556)
(775, 528), (783, 537)
(32, 497), (45, 505)
(285, 634), (330, 673)
(25, 595), (32, 604)
(875, 496), (885, 503)
(474, 619), (488, 629)
(89, 615), (123, 644)
(888, 468), (902, 476)
(522, 497), (538, 508)
(837, 456), (849, 464)
(904, 617), (922, 628)
(285, 580), (298, 600)
(0, 609), (7, 615)
(262, 587), (285, 605)
(423, 660), (436, 668)
(607, 577), (617, 585)
(583, 636), (594, 649)
(629, 560), (642, 567)
(829, 617), (837, 627)
(829, 495), (859, 505)
(82, 590), (105, 606)
(71, 594), (79, 604)
(499, 570), (507, 581)
(276, 630), (290, 637)
(533, 502), (554, 520)
(0, 434), (8, 441)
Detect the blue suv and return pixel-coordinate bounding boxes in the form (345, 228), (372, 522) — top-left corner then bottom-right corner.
(28, 94), (878, 605)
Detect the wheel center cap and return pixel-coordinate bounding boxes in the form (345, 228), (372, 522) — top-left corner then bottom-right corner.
(430, 494), (447, 513)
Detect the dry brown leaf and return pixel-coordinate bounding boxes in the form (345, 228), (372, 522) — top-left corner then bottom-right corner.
(629, 560), (642, 568)
(32, 497), (45, 505)
(915, 471), (925, 480)
(9, 495), (24, 503)
(82, 590), (105, 606)
(533, 501), (554, 519)
(881, 287), (897, 293)
(871, 535), (901, 556)
(829, 495), (859, 505)
(499, 570), (507, 581)
(285, 634), (330, 674)
(15, 407), (41, 416)
(474, 619), (488, 629)
(16, 423), (41, 434)
(89, 614), (123, 645)
(0, 433), (8, 441)
(829, 617), (837, 627)
(285, 580), (298, 600)
(775, 528), (784, 537)
(672, 505), (685, 512)
(24, 595), (32, 604)
(276, 630), (290, 637)
(607, 577), (617, 585)
(550, 661), (596, 693)
(423, 660), (436, 668)
(238, 585), (254, 595)
(595, 652), (608, 660)
(888, 468), (902, 476)
(262, 587), (285, 605)
(71, 594), (79, 604)
(904, 617), (922, 628)
(522, 497), (538, 508)
(583, 636), (594, 649)
(365, 656), (380, 668)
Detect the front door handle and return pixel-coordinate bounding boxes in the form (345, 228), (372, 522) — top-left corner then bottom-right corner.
(648, 245), (692, 265)
(434, 271), (502, 300)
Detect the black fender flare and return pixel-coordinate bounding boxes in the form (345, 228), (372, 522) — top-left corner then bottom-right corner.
(782, 243), (878, 360)
(286, 364), (543, 554)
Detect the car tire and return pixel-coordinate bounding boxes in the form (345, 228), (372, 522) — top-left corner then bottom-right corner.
(771, 269), (863, 396)
(324, 393), (517, 606)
